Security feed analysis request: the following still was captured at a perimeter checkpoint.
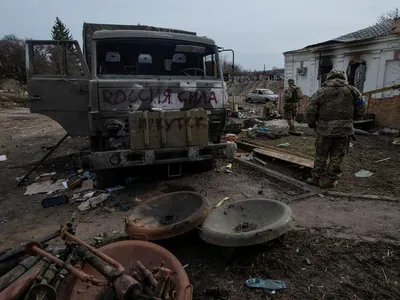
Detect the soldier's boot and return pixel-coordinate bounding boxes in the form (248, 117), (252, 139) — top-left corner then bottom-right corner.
(289, 126), (303, 136)
(319, 177), (338, 189)
(306, 177), (320, 187)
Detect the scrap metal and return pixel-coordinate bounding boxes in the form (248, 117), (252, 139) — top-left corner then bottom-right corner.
(23, 222), (181, 299)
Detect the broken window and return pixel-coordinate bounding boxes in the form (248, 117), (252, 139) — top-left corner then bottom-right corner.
(319, 57), (333, 85)
(347, 61), (366, 92)
(30, 43), (84, 77)
(95, 39), (220, 78)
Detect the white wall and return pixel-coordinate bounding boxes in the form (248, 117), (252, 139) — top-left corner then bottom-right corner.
(283, 36), (400, 98)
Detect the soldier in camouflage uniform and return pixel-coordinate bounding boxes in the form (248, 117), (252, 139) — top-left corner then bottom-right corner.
(284, 79), (303, 134)
(306, 69), (366, 188)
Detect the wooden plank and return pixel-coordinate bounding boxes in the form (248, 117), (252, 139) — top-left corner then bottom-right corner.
(234, 158), (316, 192)
(253, 148), (314, 168)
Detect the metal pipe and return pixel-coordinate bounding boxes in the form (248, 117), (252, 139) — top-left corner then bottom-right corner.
(17, 133), (69, 186)
(0, 230), (60, 264)
(61, 229), (125, 274)
(27, 243), (108, 286)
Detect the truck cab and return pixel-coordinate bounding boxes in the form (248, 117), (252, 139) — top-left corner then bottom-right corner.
(25, 24), (236, 174)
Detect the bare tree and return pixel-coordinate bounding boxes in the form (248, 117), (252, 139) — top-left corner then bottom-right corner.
(0, 35), (26, 84)
(0, 35), (51, 85)
(221, 59), (245, 76)
(376, 7), (399, 25)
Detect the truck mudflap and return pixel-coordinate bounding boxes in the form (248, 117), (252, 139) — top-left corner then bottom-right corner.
(91, 143), (237, 170)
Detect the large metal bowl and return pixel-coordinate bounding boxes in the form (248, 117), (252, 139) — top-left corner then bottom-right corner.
(199, 198), (293, 247)
(125, 191), (210, 240)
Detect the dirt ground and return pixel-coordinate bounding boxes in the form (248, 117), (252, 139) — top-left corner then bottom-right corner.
(236, 98), (400, 197)
(1, 107), (400, 299)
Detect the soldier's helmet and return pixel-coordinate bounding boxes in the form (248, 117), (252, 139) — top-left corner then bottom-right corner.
(326, 69), (346, 81)
(288, 79), (295, 84)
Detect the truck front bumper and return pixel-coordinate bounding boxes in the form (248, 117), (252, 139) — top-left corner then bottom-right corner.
(91, 143), (237, 170)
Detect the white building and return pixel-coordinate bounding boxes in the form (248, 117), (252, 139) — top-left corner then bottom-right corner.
(283, 20), (400, 99)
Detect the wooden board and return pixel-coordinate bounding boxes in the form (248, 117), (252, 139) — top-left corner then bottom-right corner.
(129, 110), (208, 150)
(253, 147), (314, 168)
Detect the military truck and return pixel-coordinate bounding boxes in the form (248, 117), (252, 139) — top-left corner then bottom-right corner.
(25, 23), (236, 179)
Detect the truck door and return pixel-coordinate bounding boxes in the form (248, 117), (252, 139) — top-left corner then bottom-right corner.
(26, 40), (91, 136)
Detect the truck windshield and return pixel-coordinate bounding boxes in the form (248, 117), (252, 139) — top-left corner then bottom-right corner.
(96, 39), (220, 79)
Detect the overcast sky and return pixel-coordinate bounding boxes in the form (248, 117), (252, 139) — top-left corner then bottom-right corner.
(0, 0), (398, 70)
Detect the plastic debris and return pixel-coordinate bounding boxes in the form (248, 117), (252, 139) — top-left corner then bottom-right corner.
(106, 185), (125, 192)
(355, 170), (374, 178)
(77, 193), (110, 211)
(215, 197), (231, 208)
(0, 155), (7, 161)
(82, 171), (95, 180)
(42, 195), (69, 208)
(246, 278), (287, 291)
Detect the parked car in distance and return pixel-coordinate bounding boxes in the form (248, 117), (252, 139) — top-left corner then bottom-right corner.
(245, 89), (279, 103)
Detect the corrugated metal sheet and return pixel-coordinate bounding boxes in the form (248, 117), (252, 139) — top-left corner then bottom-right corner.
(82, 23), (197, 70)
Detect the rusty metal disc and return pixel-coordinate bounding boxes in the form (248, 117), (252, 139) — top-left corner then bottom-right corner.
(199, 198), (293, 247)
(125, 191), (210, 240)
(56, 240), (191, 300)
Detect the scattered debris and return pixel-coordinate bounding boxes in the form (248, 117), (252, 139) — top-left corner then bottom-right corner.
(277, 142), (290, 147)
(392, 137), (400, 145)
(41, 195), (69, 208)
(66, 175), (83, 190)
(379, 128), (399, 135)
(75, 180), (94, 192)
(374, 157), (391, 163)
(106, 185), (125, 193)
(245, 278), (287, 291)
(224, 133), (237, 143)
(305, 258), (312, 265)
(0, 155), (7, 161)
(24, 180), (66, 196)
(355, 170), (374, 178)
(77, 193), (110, 211)
(93, 232), (107, 244)
(215, 197), (231, 208)
(240, 152), (254, 161)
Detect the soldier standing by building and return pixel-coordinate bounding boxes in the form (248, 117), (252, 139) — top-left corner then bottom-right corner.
(283, 79), (303, 134)
(306, 69), (366, 188)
